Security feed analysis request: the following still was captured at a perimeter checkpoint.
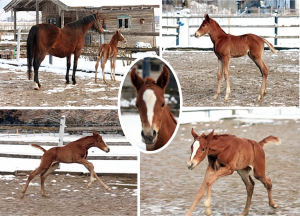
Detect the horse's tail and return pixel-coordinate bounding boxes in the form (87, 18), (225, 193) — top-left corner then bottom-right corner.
(27, 25), (39, 80)
(262, 38), (277, 54)
(30, 144), (46, 152)
(97, 44), (105, 58)
(259, 135), (281, 148)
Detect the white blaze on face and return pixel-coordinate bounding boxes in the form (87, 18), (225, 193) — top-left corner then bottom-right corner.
(191, 140), (200, 161)
(142, 89), (157, 126)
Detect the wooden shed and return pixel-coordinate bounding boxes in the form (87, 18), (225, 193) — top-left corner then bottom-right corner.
(4, 0), (159, 46)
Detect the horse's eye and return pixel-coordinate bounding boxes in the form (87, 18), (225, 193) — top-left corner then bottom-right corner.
(202, 148), (205, 151)
(202, 24), (206, 27)
(136, 104), (139, 108)
(161, 103), (165, 107)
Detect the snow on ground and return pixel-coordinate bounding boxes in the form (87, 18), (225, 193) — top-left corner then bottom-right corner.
(0, 51), (157, 81)
(162, 16), (299, 47)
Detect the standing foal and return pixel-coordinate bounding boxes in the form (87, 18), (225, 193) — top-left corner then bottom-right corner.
(194, 14), (277, 101)
(21, 132), (110, 198)
(95, 30), (126, 83)
(186, 129), (280, 216)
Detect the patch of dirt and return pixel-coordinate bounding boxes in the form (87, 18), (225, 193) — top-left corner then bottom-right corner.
(0, 174), (137, 215)
(0, 68), (120, 107)
(163, 50), (299, 107)
(140, 119), (300, 215)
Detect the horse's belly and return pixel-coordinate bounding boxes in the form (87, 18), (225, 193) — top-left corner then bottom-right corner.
(48, 48), (73, 58)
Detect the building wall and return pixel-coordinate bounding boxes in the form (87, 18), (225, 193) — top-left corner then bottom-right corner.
(41, 2), (156, 47)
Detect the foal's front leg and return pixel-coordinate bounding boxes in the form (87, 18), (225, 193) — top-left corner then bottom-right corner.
(213, 58), (223, 100)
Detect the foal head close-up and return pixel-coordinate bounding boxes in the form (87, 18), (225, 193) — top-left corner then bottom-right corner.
(92, 131), (110, 153)
(130, 66), (170, 146)
(194, 14), (214, 38)
(187, 129), (214, 170)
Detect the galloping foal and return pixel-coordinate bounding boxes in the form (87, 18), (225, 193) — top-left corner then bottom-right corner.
(95, 30), (127, 83)
(194, 14), (277, 101)
(186, 129), (280, 216)
(21, 132), (110, 198)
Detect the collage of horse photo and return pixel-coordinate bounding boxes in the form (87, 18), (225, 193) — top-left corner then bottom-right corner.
(0, 0), (299, 216)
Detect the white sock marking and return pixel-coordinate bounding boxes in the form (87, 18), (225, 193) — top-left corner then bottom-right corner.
(143, 89), (157, 126)
(191, 140), (200, 161)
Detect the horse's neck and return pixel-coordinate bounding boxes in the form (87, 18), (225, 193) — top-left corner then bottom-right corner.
(78, 136), (95, 150)
(208, 21), (227, 44)
(208, 137), (228, 156)
(109, 35), (119, 47)
(154, 107), (177, 149)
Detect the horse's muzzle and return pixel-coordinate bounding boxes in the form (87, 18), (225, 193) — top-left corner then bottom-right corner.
(105, 147), (110, 153)
(141, 130), (157, 145)
(187, 161), (194, 170)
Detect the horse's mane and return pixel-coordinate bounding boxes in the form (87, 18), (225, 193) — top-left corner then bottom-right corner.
(144, 77), (156, 85)
(211, 18), (227, 35)
(213, 134), (236, 139)
(66, 14), (95, 28)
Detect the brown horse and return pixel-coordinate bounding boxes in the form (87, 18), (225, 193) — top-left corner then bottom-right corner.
(130, 66), (177, 151)
(95, 30), (126, 83)
(194, 14), (277, 101)
(186, 129), (280, 216)
(20, 132), (110, 199)
(27, 12), (104, 90)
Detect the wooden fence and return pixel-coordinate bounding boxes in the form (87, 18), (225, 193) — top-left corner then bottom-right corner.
(162, 15), (299, 46)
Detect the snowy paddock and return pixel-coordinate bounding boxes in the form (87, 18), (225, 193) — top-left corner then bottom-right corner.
(140, 117), (300, 215)
(162, 50), (299, 107)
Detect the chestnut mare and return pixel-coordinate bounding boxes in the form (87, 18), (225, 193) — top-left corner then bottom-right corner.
(186, 129), (280, 216)
(21, 132), (110, 199)
(130, 66), (177, 151)
(194, 14), (277, 101)
(95, 30), (127, 83)
(27, 13), (104, 90)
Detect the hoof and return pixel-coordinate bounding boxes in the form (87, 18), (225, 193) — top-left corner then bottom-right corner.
(213, 95), (218, 100)
(20, 194), (24, 199)
(66, 81), (70, 84)
(257, 95), (263, 101)
(105, 187), (110, 191)
(205, 208), (212, 216)
(34, 82), (40, 90)
(271, 203), (278, 209)
(42, 194), (50, 198)
(72, 81), (76, 85)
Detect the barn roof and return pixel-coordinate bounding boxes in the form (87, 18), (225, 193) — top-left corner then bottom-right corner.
(4, 0), (159, 12)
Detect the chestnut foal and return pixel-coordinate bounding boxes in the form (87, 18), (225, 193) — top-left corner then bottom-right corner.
(95, 30), (126, 83)
(21, 132), (110, 198)
(194, 14), (277, 101)
(130, 66), (177, 151)
(186, 129), (280, 216)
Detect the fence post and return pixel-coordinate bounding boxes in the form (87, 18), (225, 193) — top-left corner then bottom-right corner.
(58, 115), (66, 146)
(274, 10), (278, 45)
(99, 34), (104, 64)
(17, 28), (21, 62)
(176, 17), (180, 46)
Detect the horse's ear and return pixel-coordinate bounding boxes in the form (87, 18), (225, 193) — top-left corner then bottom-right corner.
(204, 14), (210, 22)
(206, 129), (214, 143)
(130, 68), (144, 91)
(116, 30), (118, 34)
(157, 66), (169, 89)
(191, 128), (198, 139)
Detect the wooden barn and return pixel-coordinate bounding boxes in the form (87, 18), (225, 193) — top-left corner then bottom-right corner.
(4, 0), (159, 47)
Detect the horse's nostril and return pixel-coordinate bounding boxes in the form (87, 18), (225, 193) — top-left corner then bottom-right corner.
(141, 130), (145, 139)
(153, 130), (157, 137)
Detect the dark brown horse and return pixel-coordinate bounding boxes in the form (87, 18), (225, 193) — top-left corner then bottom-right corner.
(20, 132), (110, 198)
(130, 66), (177, 151)
(194, 14), (277, 101)
(95, 30), (126, 83)
(27, 13), (104, 90)
(186, 129), (280, 216)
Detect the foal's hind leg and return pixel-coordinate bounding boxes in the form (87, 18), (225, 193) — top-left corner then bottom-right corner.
(253, 168), (277, 209)
(237, 168), (255, 216)
(95, 55), (102, 83)
(101, 57), (108, 84)
(248, 52), (269, 101)
(213, 58), (223, 100)
(20, 167), (46, 198)
(40, 162), (59, 198)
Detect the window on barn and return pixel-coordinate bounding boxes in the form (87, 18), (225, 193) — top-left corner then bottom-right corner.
(117, 15), (131, 31)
